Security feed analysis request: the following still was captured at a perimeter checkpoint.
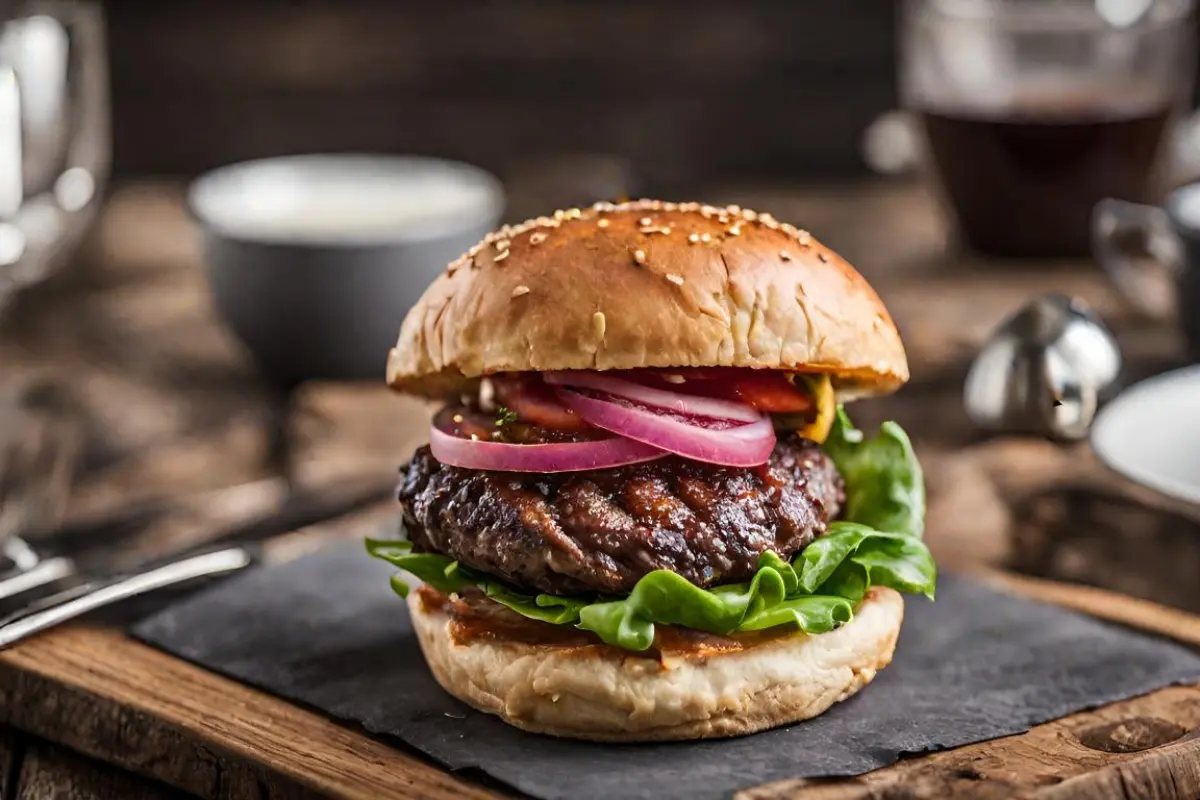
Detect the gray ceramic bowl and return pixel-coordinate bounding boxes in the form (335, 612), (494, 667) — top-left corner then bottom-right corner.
(187, 154), (504, 385)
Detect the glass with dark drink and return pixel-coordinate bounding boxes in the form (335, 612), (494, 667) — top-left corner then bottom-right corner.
(900, 0), (1195, 259)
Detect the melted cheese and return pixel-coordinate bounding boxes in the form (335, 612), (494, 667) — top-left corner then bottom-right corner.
(796, 374), (835, 443)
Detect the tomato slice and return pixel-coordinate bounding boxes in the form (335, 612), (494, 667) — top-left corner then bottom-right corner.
(489, 374), (592, 432)
(697, 374), (813, 413)
(433, 407), (496, 441)
(616, 368), (814, 413)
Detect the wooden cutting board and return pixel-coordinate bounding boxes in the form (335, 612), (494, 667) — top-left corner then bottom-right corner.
(0, 518), (1197, 800)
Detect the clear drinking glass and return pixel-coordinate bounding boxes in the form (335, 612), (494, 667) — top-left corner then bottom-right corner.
(0, 0), (109, 306)
(898, 0), (1196, 260)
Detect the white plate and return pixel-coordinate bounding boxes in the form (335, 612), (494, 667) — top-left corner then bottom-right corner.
(1091, 365), (1200, 506)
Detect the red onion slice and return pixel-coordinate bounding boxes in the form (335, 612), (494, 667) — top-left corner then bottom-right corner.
(543, 371), (760, 423)
(429, 424), (666, 472)
(554, 388), (776, 467)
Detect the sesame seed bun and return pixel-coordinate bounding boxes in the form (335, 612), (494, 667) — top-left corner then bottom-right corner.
(408, 586), (904, 741)
(386, 200), (908, 399)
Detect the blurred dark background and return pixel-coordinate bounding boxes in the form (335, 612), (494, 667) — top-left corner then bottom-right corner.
(104, 1), (896, 192)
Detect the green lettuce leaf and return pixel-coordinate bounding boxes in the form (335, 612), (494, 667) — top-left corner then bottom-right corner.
(817, 560), (868, 605)
(795, 522), (936, 600)
(796, 522), (874, 592)
(366, 539), (589, 623)
(367, 406), (936, 651)
(845, 535), (936, 599)
(366, 540), (477, 596)
(484, 584), (590, 625)
(739, 595), (854, 633)
(823, 407), (926, 539)
(576, 551), (796, 650)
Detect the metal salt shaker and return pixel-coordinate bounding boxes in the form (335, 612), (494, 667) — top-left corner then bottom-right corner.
(964, 294), (1122, 440)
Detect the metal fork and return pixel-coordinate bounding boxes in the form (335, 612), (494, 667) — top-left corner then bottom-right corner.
(0, 394), (83, 601)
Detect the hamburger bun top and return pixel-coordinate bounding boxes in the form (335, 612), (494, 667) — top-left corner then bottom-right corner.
(387, 199), (908, 399)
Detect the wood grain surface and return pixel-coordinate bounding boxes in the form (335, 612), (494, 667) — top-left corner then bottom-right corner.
(0, 180), (1196, 798)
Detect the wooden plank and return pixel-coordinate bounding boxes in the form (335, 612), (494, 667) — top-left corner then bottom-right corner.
(16, 740), (186, 800)
(980, 570), (1200, 650)
(103, 2), (894, 179)
(1038, 731), (1200, 799)
(0, 726), (21, 798)
(738, 686), (1200, 799)
(0, 628), (495, 800)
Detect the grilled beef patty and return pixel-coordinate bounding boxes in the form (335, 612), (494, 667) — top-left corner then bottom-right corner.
(398, 432), (844, 596)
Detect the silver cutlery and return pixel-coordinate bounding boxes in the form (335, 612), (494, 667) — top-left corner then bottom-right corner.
(0, 544), (255, 649)
(0, 470), (394, 600)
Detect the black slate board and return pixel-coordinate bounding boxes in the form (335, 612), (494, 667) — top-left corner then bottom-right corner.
(133, 541), (1200, 800)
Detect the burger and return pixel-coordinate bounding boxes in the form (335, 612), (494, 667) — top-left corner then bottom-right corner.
(367, 200), (935, 742)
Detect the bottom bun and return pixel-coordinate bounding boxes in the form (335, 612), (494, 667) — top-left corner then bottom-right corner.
(408, 586), (904, 742)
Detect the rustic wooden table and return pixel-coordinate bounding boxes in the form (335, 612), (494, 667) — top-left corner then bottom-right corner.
(0, 179), (1195, 798)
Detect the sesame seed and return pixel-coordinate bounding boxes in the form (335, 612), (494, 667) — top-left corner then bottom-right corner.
(727, 204), (742, 214)
(743, 210), (758, 222)
(700, 233), (712, 243)
(688, 233), (700, 244)
(663, 374), (686, 384)
(640, 217), (653, 226)
(453, 414), (464, 423)
(493, 250), (510, 263)
(565, 208), (583, 220)
(797, 229), (812, 245)
(511, 285), (531, 298)
(717, 213), (730, 224)
(470, 434), (480, 441)
(593, 311), (606, 338)
(530, 232), (548, 245)
(818, 252), (829, 263)
(666, 273), (684, 286)
(554, 209), (567, 221)
(597, 218), (610, 228)
(780, 250), (792, 261)
(727, 224), (742, 236)
(633, 249), (647, 265)
(495, 239), (511, 250)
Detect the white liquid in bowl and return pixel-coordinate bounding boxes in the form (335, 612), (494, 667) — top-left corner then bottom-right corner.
(188, 155), (504, 245)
